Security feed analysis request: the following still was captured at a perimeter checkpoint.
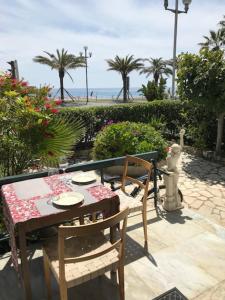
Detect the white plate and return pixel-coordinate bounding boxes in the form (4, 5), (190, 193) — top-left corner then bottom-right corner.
(52, 192), (84, 206)
(71, 174), (97, 184)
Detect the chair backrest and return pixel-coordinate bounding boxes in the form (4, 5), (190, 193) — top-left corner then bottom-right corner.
(121, 155), (153, 201)
(58, 207), (129, 280)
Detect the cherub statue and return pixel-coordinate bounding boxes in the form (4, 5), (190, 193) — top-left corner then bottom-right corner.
(163, 143), (183, 211)
(166, 143), (181, 173)
(179, 128), (185, 149)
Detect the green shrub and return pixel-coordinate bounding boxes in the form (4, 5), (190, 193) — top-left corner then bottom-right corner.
(92, 121), (168, 160)
(138, 78), (167, 101)
(60, 100), (185, 146)
(0, 73), (85, 177)
(60, 100), (221, 152)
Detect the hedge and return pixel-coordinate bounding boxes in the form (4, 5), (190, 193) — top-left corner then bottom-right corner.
(59, 100), (219, 151)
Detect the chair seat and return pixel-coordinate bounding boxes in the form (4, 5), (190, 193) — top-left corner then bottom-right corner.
(117, 188), (144, 213)
(43, 233), (119, 288)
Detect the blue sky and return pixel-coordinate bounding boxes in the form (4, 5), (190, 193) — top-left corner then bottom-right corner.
(0, 0), (224, 89)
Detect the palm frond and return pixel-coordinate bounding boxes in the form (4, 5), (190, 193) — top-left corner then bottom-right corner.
(106, 55), (143, 76)
(38, 116), (86, 167)
(33, 49), (85, 84)
(140, 57), (172, 81)
(65, 70), (74, 82)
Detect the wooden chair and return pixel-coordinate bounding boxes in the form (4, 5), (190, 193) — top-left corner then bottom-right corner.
(117, 155), (153, 249)
(42, 207), (129, 300)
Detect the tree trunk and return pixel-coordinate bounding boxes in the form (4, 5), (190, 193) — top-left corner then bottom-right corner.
(154, 73), (159, 86)
(215, 112), (225, 155)
(59, 70), (65, 101)
(122, 75), (127, 102)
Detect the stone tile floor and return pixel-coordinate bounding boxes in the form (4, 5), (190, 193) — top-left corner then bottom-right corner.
(178, 153), (225, 227)
(1, 207), (225, 300)
(1, 152), (225, 300)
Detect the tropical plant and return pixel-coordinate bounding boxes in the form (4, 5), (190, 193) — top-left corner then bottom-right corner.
(92, 121), (167, 161)
(106, 55), (143, 102)
(0, 73), (85, 176)
(138, 78), (167, 101)
(219, 15), (225, 28)
(149, 117), (166, 134)
(199, 29), (225, 51)
(177, 49), (225, 155)
(140, 57), (172, 85)
(33, 48), (85, 101)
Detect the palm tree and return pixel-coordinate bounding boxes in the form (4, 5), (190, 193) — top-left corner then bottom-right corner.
(219, 15), (225, 28)
(106, 55), (143, 102)
(140, 58), (172, 85)
(199, 29), (225, 51)
(33, 49), (85, 101)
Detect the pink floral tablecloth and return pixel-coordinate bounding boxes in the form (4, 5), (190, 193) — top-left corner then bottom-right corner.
(1, 173), (118, 271)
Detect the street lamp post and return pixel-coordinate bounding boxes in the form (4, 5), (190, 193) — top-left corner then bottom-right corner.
(80, 46), (92, 104)
(164, 0), (192, 99)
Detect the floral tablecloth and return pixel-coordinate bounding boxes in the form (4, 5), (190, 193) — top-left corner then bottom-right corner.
(1, 173), (119, 271)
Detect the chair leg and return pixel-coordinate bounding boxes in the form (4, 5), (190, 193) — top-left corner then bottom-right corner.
(43, 252), (52, 300)
(59, 282), (68, 300)
(142, 208), (148, 251)
(118, 266), (125, 300)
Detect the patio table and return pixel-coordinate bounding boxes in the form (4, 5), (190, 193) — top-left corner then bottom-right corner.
(1, 172), (119, 300)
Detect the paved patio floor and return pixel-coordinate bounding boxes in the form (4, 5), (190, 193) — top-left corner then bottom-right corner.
(1, 205), (225, 300)
(179, 153), (225, 227)
(1, 152), (225, 300)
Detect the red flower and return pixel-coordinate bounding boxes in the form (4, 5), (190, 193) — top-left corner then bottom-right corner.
(55, 99), (62, 105)
(165, 147), (171, 153)
(21, 89), (29, 94)
(50, 108), (59, 114)
(44, 132), (54, 138)
(34, 107), (40, 112)
(11, 78), (18, 85)
(44, 103), (51, 109)
(42, 120), (49, 126)
(21, 81), (28, 87)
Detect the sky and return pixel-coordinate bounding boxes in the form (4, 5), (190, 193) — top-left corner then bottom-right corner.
(0, 0), (224, 89)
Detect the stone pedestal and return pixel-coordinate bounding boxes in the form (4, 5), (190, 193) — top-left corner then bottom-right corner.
(162, 171), (183, 211)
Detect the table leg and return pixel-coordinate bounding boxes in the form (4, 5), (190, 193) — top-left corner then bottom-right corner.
(18, 227), (32, 300)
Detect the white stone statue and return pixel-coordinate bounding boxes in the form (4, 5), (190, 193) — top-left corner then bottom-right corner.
(166, 143), (181, 173)
(179, 128), (185, 149)
(162, 143), (183, 211)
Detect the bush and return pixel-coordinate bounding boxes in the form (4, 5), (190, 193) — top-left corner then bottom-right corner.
(138, 78), (167, 101)
(0, 73), (85, 177)
(60, 100), (222, 152)
(60, 100), (185, 147)
(92, 121), (168, 161)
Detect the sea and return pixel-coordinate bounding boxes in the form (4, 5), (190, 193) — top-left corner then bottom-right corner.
(51, 87), (142, 99)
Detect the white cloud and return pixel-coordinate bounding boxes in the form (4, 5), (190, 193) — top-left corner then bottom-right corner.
(0, 0), (224, 88)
